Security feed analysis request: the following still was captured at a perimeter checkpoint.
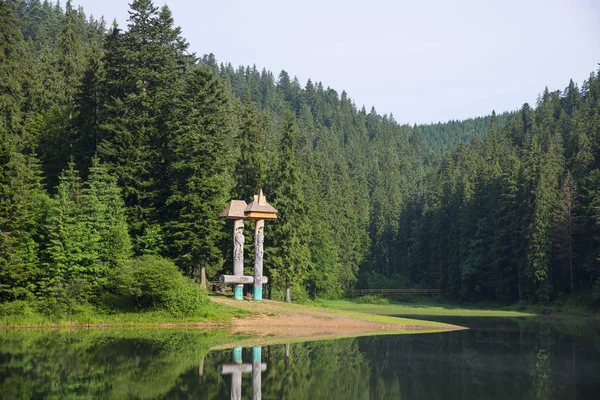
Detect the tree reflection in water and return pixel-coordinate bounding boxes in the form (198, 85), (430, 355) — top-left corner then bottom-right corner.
(1, 317), (599, 399)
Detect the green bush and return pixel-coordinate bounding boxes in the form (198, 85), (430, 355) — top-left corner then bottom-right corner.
(111, 255), (209, 317)
(0, 300), (36, 317)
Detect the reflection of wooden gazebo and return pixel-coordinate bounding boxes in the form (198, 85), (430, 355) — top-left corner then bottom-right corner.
(219, 189), (277, 301)
(218, 346), (265, 399)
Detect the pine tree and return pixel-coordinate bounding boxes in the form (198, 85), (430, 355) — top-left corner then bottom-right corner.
(524, 132), (564, 302)
(72, 42), (103, 176)
(552, 171), (580, 294)
(0, 0), (25, 137)
(98, 1), (191, 247)
(268, 112), (311, 302)
(0, 147), (45, 301)
(165, 66), (232, 279)
(40, 162), (99, 299)
(84, 157), (131, 271)
(39, 159), (130, 302)
(57, 0), (84, 109)
(583, 169), (600, 289)
(233, 95), (266, 200)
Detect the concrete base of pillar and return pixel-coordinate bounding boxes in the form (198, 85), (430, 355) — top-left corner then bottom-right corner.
(253, 286), (262, 301)
(234, 285), (243, 300)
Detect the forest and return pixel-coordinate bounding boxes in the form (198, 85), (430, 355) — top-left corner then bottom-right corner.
(1, 0), (599, 319)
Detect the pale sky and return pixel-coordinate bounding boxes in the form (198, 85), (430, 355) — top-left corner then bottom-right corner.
(72, 0), (599, 125)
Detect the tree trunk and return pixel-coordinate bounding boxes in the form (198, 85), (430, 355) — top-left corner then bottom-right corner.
(517, 262), (524, 302)
(200, 265), (207, 289)
(285, 277), (291, 303)
(569, 234), (574, 294)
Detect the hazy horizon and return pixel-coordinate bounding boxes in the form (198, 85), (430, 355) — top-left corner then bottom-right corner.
(73, 0), (600, 125)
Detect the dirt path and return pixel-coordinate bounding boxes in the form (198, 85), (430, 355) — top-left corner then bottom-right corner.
(211, 296), (465, 339)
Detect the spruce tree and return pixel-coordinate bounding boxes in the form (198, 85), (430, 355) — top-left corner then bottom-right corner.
(57, 0), (84, 109)
(165, 66), (231, 279)
(0, 0), (25, 137)
(268, 112), (311, 302)
(0, 148), (45, 301)
(40, 162), (99, 299)
(552, 171), (580, 294)
(98, 1), (191, 249)
(84, 157), (131, 271)
(72, 42), (103, 176)
(233, 95), (266, 200)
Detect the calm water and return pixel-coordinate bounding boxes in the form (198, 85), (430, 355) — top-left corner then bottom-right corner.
(1, 316), (599, 399)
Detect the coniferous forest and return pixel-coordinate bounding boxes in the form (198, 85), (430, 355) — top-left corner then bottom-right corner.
(1, 0), (600, 318)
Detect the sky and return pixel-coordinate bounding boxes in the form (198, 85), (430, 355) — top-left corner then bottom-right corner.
(72, 0), (600, 125)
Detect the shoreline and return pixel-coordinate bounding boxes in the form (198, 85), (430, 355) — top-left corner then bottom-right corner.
(1, 296), (466, 339)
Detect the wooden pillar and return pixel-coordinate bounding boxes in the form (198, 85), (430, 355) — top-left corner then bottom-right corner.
(253, 220), (265, 301)
(233, 219), (245, 300)
(252, 347), (262, 400)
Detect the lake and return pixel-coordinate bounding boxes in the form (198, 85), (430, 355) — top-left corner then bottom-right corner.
(1, 315), (599, 399)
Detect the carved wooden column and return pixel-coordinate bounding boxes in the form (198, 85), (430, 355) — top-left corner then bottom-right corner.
(220, 200), (248, 300)
(253, 220), (265, 301)
(244, 189), (277, 301)
(233, 219), (245, 300)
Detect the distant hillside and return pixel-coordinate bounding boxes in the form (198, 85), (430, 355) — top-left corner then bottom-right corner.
(417, 111), (515, 149)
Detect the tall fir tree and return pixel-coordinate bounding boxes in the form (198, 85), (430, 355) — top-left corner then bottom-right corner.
(98, 1), (190, 248)
(165, 66), (232, 280)
(0, 0), (25, 138)
(268, 112), (311, 302)
(233, 94), (266, 200)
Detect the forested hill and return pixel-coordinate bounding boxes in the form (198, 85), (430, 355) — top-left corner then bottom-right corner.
(417, 111), (514, 149)
(1, 0), (600, 317)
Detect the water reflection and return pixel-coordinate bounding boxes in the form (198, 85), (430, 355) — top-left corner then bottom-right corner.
(1, 317), (599, 399)
(217, 346), (265, 400)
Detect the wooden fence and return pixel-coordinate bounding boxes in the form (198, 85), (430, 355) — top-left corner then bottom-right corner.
(354, 288), (441, 297)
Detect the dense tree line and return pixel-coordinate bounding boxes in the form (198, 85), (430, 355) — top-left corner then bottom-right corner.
(1, 0), (599, 313)
(417, 111), (514, 149)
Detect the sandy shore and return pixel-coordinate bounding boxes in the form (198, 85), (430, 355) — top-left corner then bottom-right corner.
(211, 296), (466, 339)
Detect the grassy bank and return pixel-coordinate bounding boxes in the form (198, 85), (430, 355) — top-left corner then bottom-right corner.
(1, 295), (464, 335)
(0, 299), (251, 328)
(320, 295), (600, 318)
(320, 299), (536, 317)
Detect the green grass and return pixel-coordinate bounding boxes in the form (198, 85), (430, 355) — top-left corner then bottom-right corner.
(308, 303), (458, 328)
(321, 299), (535, 317)
(0, 301), (252, 328)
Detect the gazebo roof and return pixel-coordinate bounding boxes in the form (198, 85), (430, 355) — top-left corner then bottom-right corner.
(245, 189), (277, 219)
(219, 200), (248, 219)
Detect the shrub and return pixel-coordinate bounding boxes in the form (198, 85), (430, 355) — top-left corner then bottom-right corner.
(0, 300), (36, 317)
(111, 255), (209, 317)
